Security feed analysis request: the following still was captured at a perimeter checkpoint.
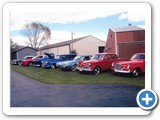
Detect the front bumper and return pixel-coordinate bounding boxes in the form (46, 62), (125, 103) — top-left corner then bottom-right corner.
(11, 61), (17, 65)
(58, 65), (71, 70)
(77, 66), (92, 72)
(114, 69), (131, 73)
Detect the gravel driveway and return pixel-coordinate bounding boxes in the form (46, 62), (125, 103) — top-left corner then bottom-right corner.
(11, 70), (143, 107)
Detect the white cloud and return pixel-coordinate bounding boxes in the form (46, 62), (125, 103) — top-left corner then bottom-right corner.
(49, 30), (106, 44)
(10, 3), (146, 31)
(118, 11), (145, 22)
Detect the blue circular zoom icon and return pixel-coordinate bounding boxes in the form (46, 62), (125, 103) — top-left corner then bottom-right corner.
(136, 89), (158, 110)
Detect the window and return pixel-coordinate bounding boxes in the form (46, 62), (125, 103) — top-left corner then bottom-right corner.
(111, 55), (117, 60)
(84, 56), (90, 61)
(104, 55), (110, 60)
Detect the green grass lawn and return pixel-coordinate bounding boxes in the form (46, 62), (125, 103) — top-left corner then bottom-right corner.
(11, 65), (145, 87)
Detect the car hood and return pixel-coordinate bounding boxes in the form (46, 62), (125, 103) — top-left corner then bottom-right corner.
(115, 60), (144, 65)
(22, 59), (32, 62)
(81, 60), (98, 65)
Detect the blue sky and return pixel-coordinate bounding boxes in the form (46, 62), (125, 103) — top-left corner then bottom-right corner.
(10, 3), (145, 46)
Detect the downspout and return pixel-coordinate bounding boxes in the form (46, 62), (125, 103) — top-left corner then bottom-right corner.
(114, 32), (118, 55)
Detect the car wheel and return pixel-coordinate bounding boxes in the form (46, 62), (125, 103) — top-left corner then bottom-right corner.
(93, 67), (101, 75)
(51, 64), (56, 69)
(132, 69), (140, 77)
(29, 62), (33, 66)
(18, 62), (21, 66)
(71, 65), (77, 71)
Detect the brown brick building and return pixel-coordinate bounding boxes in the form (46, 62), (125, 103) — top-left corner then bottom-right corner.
(105, 26), (145, 59)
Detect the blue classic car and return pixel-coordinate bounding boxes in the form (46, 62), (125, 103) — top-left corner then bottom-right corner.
(32, 53), (55, 67)
(57, 55), (92, 71)
(42, 54), (77, 69)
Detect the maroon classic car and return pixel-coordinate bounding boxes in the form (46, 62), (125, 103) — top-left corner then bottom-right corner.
(77, 53), (127, 75)
(111, 53), (145, 77)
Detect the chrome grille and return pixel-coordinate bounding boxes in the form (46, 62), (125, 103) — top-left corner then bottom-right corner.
(115, 64), (122, 70)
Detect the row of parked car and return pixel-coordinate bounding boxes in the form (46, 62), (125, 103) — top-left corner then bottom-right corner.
(11, 52), (145, 77)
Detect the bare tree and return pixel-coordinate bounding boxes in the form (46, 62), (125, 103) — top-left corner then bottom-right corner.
(21, 22), (51, 49)
(10, 38), (18, 52)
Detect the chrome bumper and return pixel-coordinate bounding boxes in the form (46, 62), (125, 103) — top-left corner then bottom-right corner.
(114, 69), (130, 73)
(77, 67), (92, 72)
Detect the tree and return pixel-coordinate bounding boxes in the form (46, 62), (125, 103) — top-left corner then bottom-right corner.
(21, 22), (51, 49)
(10, 38), (18, 52)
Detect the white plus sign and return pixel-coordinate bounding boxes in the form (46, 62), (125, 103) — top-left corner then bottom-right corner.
(142, 93), (153, 105)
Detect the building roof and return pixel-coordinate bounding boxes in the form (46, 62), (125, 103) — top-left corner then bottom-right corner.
(39, 35), (104, 50)
(110, 26), (145, 33)
(12, 46), (38, 52)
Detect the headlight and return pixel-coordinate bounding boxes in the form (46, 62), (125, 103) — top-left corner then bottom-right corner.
(112, 63), (114, 66)
(88, 63), (91, 67)
(127, 64), (130, 69)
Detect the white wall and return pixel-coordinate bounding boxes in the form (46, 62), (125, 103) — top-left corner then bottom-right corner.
(73, 36), (105, 55)
(37, 36), (105, 55)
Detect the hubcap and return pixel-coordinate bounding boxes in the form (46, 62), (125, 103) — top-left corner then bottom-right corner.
(71, 65), (77, 71)
(29, 63), (32, 66)
(94, 67), (100, 75)
(51, 64), (55, 69)
(133, 70), (139, 77)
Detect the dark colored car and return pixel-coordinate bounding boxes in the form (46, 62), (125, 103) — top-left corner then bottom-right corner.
(111, 53), (145, 77)
(42, 54), (77, 69)
(11, 56), (34, 65)
(57, 55), (92, 71)
(32, 53), (55, 67)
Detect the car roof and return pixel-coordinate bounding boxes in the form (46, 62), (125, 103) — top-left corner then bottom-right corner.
(95, 53), (117, 55)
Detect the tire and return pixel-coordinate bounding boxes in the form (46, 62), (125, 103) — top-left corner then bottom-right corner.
(18, 62), (21, 66)
(71, 65), (77, 71)
(51, 64), (56, 69)
(29, 62), (33, 66)
(132, 69), (140, 77)
(93, 67), (101, 75)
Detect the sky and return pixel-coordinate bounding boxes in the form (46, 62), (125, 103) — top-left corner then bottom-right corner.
(10, 3), (145, 46)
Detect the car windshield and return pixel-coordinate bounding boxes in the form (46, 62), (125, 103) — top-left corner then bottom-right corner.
(32, 56), (41, 60)
(73, 56), (83, 61)
(91, 54), (103, 60)
(130, 54), (145, 60)
(43, 55), (49, 58)
(54, 55), (61, 60)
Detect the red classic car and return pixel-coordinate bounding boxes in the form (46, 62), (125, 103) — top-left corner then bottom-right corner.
(77, 53), (127, 75)
(21, 55), (43, 66)
(111, 53), (145, 77)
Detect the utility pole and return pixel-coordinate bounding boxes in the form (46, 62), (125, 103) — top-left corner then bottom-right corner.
(71, 32), (75, 52)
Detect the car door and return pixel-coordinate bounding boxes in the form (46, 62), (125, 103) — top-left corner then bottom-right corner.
(101, 54), (111, 70)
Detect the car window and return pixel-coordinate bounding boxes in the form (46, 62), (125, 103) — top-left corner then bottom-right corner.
(58, 55), (66, 59)
(84, 56), (90, 61)
(74, 56), (82, 60)
(43, 55), (49, 58)
(104, 55), (110, 60)
(111, 55), (117, 60)
(131, 54), (145, 60)
(91, 54), (103, 60)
